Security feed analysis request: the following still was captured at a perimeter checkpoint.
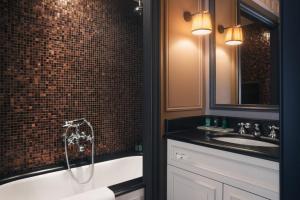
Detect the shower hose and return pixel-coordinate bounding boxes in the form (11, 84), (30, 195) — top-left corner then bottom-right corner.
(63, 118), (95, 184)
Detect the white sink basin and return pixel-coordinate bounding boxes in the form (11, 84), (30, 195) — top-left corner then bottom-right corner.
(213, 137), (279, 147)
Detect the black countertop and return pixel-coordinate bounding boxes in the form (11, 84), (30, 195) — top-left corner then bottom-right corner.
(166, 129), (280, 162)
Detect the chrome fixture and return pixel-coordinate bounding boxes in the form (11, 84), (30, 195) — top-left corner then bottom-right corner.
(63, 118), (95, 184)
(269, 125), (279, 139)
(134, 0), (143, 15)
(253, 123), (261, 138)
(237, 122), (250, 135)
(64, 121), (94, 152)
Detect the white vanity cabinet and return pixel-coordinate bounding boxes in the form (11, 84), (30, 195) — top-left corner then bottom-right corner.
(223, 185), (268, 200)
(168, 165), (222, 200)
(167, 139), (279, 200)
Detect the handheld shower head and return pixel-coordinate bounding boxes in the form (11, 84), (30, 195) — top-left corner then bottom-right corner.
(63, 118), (86, 127)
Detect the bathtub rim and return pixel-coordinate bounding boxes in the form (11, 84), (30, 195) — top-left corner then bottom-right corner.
(0, 152), (143, 185)
(109, 177), (144, 197)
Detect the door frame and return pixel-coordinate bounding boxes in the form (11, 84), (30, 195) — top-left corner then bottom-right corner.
(280, 0), (300, 199)
(143, 0), (161, 199)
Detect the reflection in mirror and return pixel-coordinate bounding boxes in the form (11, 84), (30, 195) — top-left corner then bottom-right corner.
(239, 8), (279, 105)
(213, 0), (280, 109)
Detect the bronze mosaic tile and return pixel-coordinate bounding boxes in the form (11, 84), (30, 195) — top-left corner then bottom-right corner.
(241, 23), (272, 104)
(0, 0), (143, 178)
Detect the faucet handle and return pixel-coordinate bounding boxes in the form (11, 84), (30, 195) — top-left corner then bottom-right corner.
(269, 125), (279, 130)
(244, 123), (251, 129)
(238, 122), (251, 129)
(253, 123), (261, 137)
(237, 122), (251, 135)
(237, 122), (245, 129)
(86, 135), (94, 142)
(238, 122), (250, 128)
(268, 125), (279, 139)
(238, 122), (244, 126)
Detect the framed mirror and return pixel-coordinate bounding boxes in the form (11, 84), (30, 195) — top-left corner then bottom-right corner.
(210, 0), (280, 111)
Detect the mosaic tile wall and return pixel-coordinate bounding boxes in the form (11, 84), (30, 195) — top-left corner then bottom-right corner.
(0, 0), (144, 178)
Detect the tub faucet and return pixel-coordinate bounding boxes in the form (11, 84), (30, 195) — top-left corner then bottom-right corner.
(63, 119), (94, 152)
(62, 118), (95, 184)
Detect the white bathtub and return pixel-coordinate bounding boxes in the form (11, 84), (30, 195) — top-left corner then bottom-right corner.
(0, 156), (143, 200)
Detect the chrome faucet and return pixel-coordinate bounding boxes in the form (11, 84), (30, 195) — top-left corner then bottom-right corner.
(269, 125), (279, 139)
(237, 122), (250, 135)
(62, 119), (95, 184)
(253, 123), (261, 137)
(63, 119), (94, 152)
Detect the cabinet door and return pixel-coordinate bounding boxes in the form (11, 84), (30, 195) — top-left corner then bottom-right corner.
(223, 185), (268, 200)
(167, 165), (222, 200)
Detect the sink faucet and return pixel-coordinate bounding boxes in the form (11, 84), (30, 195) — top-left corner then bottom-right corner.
(237, 122), (250, 135)
(269, 125), (279, 139)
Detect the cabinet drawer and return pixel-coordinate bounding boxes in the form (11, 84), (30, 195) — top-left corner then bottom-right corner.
(167, 139), (279, 200)
(167, 165), (222, 200)
(224, 185), (268, 200)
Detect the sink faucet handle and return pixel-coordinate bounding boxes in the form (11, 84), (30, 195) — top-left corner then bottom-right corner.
(268, 125), (279, 139)
(269, 125), (279, 130)
(237, 122), (244, 129)
(253, 123), (261, 137)
(238, 122), (245, 135)
(237, 122), (250, 135)
(244, 123), (251, 129)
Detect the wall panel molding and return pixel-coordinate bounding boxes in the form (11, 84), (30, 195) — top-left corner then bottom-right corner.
(164, 0), (204, 112)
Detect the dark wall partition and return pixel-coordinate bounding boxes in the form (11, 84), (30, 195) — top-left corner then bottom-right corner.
(0, 0), (144, 179)
(281, 0), (300, 199)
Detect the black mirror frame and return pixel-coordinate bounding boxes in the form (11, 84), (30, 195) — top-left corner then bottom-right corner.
(209, 0), (280, 112)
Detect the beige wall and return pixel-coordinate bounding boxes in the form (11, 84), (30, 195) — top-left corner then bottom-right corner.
(161, 0), (205, 119)
(160, 0), (279, 120)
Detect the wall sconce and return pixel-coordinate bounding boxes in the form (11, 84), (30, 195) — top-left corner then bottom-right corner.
(184, 11), (212, 36)
(218, 25), (244, 46)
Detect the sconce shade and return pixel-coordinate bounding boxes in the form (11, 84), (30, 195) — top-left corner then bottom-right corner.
(191, 11), (212, 36)
(225, 26), (244, 46)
